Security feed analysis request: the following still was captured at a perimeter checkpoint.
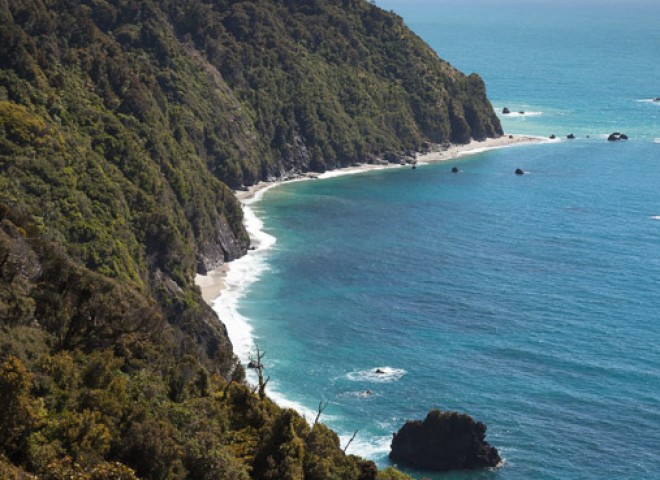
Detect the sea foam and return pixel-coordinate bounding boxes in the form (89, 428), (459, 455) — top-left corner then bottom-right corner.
(211, 201), (275, 362)
(346, 367), (407, 383)
(340, 433), (392, 457)
(501, 111), (543, 117)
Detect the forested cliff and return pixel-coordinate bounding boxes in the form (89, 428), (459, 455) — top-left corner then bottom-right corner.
(0, 0), (501, 477)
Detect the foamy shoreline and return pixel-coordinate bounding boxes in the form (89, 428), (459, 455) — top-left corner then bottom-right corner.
(195, 134), (544, 303)
(232, 134), (544, 204)
(192, 133), (545, 455)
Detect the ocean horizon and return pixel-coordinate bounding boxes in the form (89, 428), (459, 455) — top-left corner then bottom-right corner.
(212, 1), (660, 478)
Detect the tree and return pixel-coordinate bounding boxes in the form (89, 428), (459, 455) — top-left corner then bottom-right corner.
(0, 356), (43, 459)
(248, 345), (269, 400)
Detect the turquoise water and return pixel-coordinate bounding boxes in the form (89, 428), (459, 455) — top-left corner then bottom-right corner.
(216, 2), (660, 478)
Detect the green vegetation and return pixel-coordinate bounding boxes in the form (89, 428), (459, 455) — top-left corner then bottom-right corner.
(1, 0), (499, 477)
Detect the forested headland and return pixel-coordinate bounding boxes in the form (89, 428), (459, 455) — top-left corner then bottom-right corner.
(0, 0), (501, 477)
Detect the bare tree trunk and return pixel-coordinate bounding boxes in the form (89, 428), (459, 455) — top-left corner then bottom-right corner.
(343, 430), (359, 453)
(314, 401), (328, 426)
(249, 345), (269, 400)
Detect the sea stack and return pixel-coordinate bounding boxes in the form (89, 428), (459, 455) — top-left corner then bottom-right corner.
(502, 107), (511, 114)
(390, 410), (501, 472)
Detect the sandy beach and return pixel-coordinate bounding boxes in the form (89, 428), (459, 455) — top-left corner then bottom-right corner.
(195, 264), (229, 304)
(195, 134), (544, 304)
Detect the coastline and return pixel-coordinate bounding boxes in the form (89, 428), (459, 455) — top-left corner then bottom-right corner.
(192, 133), (546, 454)
(196, 134), (544, 303)
(230, 134), (545, 205)
(195, 133), (546, 334)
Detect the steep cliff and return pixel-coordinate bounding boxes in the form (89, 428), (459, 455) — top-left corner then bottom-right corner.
(0, 0), (500, 477)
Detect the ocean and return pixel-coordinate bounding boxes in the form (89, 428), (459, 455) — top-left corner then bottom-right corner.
(213, 1), (660, 478)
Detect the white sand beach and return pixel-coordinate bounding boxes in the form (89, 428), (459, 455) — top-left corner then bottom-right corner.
(195, 264), (229, 304)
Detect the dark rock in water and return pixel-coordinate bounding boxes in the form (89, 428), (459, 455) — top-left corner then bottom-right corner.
(567, 133), (575, 139)
(247, 360), (263, 369)
(549, 134), (556, 139)
(375, 368), (386, 374)
(608, 132), (628, 141)
(508, 134), (514, 139)
(411, 165), (417, 170)
(514, 168), (525, 175)
(518, 111), (525, 115)
(654, 97), (660, 102)
(389, 410), (501, 472)
(451, 166), (459, 173)
(586, 135), (590, 138)
(502, 107), (510, 114)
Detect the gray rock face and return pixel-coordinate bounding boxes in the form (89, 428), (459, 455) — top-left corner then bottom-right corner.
(390, 410), (501, 472)
(197, 216), (249, 274)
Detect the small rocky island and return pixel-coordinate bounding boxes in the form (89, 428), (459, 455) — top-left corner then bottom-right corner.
(608, 132), (629, 141)
(390, 410), (501, 472)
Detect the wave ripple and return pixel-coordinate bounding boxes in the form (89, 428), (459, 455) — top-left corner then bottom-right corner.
(346, 367), (407, 383)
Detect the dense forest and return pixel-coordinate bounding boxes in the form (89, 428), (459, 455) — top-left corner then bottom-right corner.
(0, 0), (501, 477)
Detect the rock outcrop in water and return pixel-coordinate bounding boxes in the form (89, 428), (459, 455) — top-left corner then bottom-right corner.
(608, 132), (629, 141)
(390, 410), (501, 472)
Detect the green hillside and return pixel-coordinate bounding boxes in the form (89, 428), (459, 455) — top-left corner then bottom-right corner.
(0, 0), (501, 477)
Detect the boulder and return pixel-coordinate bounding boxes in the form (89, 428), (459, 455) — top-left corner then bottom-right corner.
(502, 107), (510, 114)
(567, 133), (575, 139)
(654, 97), (660, 102)
(515, 168), (524, 175)
(518, 111), (525, 115)
(451, 166), (459, 173)
(549, 134), (556, 139)
(608, 132), (628, 141)
(390, 410), (501, 472)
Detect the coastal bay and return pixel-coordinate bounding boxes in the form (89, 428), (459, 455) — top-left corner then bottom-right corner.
(195, 134), (544, 305)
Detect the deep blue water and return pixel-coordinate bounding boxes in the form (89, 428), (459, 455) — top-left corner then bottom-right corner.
(216, 2), (660, 478)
